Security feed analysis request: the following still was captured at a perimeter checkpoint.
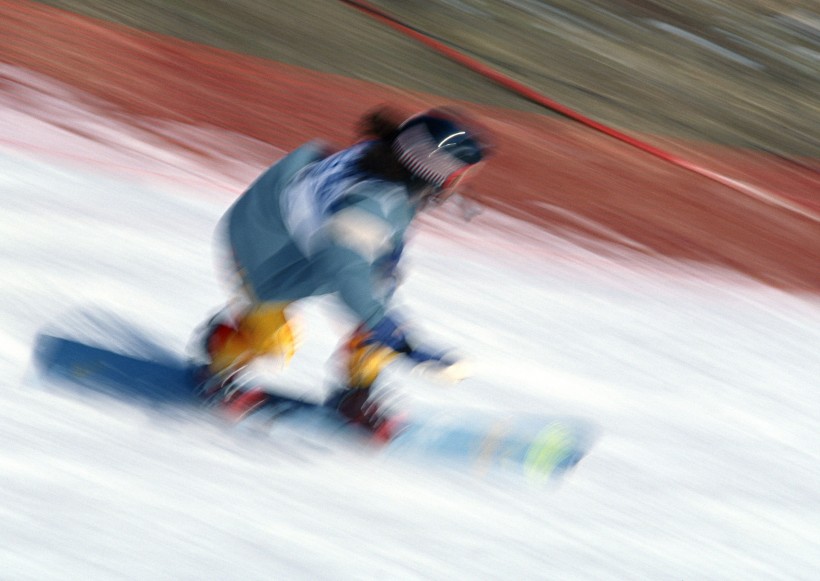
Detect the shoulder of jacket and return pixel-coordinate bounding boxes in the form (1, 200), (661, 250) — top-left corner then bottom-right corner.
(288, 140), (332, 164)
(341, 180), (412, 218)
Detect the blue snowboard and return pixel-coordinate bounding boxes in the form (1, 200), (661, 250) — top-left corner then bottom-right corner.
(32, 325), (597, 482)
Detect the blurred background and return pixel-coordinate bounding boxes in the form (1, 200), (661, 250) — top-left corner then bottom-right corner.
(3, 0), (819, 289)
(34, 0), (820, 159)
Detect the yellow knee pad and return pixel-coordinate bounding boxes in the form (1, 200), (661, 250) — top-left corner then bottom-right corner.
(345, 328), (399, 389)
(209, 302), (297, 375)
(240, 302), (297, 362)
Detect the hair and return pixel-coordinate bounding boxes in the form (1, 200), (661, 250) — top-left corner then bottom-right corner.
(356, 106), (415, 182)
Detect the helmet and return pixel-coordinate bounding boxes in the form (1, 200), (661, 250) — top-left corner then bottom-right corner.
(392, 108), (491, 189)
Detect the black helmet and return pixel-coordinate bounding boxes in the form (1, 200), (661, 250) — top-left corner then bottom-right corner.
(392, 108), (491, 188)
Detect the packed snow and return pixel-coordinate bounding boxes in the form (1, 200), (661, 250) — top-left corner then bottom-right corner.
(2, 76), (819, 580)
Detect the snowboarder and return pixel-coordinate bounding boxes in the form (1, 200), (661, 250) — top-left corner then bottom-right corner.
(194, 106), (492, 432)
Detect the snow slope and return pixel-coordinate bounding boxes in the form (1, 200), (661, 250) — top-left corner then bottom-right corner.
(2, 84), (820, 580)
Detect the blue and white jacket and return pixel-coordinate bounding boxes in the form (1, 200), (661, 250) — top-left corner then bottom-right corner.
(224, 141), (417, 329)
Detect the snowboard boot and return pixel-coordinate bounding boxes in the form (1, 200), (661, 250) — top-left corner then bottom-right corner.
(326, 325), (401, 441)
(326, 385), (395, 442)
(193, 302), (296, 406)
(219, 385), (270, 420)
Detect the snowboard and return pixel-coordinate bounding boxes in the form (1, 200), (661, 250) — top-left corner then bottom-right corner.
(32, 327), (597, 483)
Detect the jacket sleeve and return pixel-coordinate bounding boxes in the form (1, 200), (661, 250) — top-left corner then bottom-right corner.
(316, 188), (408, 328)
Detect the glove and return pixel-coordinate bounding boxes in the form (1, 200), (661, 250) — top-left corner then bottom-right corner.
(365, 317), (436, 360)
(367, 317), (468, 382)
